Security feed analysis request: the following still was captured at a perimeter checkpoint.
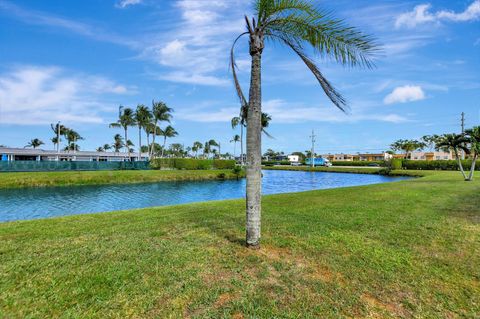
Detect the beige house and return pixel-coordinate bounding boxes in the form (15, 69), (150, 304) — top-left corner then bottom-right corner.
(409, 151), (453, 161)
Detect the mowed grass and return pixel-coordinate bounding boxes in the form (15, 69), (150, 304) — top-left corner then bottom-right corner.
(0, 169), (242, 189)
(0, 171), (479, 318)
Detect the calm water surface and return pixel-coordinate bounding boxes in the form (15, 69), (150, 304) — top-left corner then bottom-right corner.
(0, 170), (411, 222)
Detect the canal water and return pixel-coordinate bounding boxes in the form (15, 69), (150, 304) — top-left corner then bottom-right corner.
(0, 170), (411, 222)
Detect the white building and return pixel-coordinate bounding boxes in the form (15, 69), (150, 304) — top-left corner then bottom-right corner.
(287, 154), (300, 163)
(0, 147), (149, 162)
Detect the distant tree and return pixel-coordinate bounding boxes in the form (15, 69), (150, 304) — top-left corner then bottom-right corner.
(436, 134), (470, 180)
(96, 147), (104, 152)
(151, 100), (173, 158)
(422, 135), (441, 151)
(230, 134), (241, 157)
(390, 139), (425, 159)
(112, 134), (124, 153)
(465, 126), (480, 181)
(135, 104), (152, 159)
(64, 129), (83, 153)
(110, 106), (136, 155)
(50, 123), (67, 152)
(169, 143), (184, 157)
(231, 116), (245, 165)
(261, 112), (273, 138)
(192, 141), (203, 158)
(103, 144), (112, 151)
(160, 125), (178, 157)
(25, 138), (44, 149)
(263, 149), (278, 160)
(208, 139), (220, 158)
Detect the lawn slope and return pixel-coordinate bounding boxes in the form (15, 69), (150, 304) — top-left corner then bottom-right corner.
(0, 169), (242, 189)
(0, 171), (478, 318)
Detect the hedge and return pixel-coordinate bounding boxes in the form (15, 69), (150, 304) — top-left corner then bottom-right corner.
(402, 160), (479, 171)
(332, 161), (385, 167)
(150, 158), (235, 170)
(261, 161), (291, 166)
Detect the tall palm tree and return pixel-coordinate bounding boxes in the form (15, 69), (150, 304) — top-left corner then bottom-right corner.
(192, 141), (203, 158)
(208, 139), (220, 158)
(25, 138), (44, 149)
(110, 106), (136, 156)
(203, 141), (211, 159)
(135, 104), (152, 160)
(64, 129), (83, 153)
(112, 134), (124, 153)
(151, 100), (173, 158)
(436, 134), (470, 180)
(230, 0), (378, 248)
(50, 122), (67, 153)
(465, 126), (480, 181)
(231, 134), (241, 157)
(160, 125), (178, 157)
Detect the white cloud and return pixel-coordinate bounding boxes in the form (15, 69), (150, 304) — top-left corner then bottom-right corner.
(176, 99), (409, 124)
(0, 66), (133, 125)
(395, 1), (480, 28)
(141, 0), (246, 86)
(384, 85), (426, 105)
(115, 0), (142, 9)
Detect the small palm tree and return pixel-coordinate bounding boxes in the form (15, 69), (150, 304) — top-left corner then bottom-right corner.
(103, 144), (112, 151)
(231, 116), (245, 164)
(208, 139), (220, 158)
(465, 126), (480, 181)
(231, 134), (241, 157)
(96, 146), (104, 152)
(436, 134), (470, 180)
(112, 134), (124, 153)
(160, 125), (178, 157)
(192, 141), (203, 158)
(135, 104), (153, 160)
(64, 129), (83, 153)
(110, 106), (136, 156)
(25, 138), (44, 149)
(151, 100), (173, 158)
(50, 122), (67, 152)
(203, 141), (211, 158)
(230, 0), (378, 248)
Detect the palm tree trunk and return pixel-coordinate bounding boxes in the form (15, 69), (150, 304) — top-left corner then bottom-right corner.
(234, 141), (237, 158)
(240, 125), (244, 165)
(454, 149), (467, 180)
(138, 126), (142, 161)
(245, 38), (263, 249)
(162, 136), (166, 158)
(150, 120), (158, 159)
(467, 154), (477, 181)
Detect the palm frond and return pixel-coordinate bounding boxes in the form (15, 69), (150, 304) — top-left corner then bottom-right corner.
(274, 34), (348, 113)
(230, 32), (249, 116)
(263, 2), (379, 68)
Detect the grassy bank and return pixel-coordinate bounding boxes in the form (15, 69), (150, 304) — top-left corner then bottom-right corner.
(0, 169), (243, 189)
(1, 171), (478, 317)
(264, 165), (383, 174)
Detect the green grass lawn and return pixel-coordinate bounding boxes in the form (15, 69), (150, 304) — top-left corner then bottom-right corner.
(0, 171), (479, 318)
(0, 169), (242, 189)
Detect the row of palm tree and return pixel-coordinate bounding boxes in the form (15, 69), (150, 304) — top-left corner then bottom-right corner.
(109, 101), (176, 159)
(50, 123), (84, 152)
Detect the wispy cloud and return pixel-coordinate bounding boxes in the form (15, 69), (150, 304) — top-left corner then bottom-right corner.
(140, 0), (247, 86)
(384, 85), (426, 105)
(0, 66), (134, 125)
(176, 99), (409, 124)
(115, 0), (142, 9)
(395, 1), (480, 29)
(0, 0), (138, 48)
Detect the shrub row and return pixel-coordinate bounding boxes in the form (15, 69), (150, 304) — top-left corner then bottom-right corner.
(401, 160), (479, 171)
(150, 158), (236, 170)
(262, 160), (291, 166)
(331, 161), (385, 167)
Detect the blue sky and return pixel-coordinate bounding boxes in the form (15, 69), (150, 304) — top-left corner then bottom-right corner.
(0, 0), (479, 154)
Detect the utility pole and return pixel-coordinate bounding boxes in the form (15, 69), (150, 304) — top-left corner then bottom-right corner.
(56, 121), (60, 161)
(309, 129), (316, 168)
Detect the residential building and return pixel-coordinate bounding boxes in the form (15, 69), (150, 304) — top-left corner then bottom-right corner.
(357, 152), (393, 161)
(0, 147), (149, 162)
(409, 151), (453, 161)
(287, 154), (300, 163)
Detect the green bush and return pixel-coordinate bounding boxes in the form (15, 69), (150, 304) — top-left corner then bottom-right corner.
(213, 159), (236, 170)
(402, 160), (479, 171)
(391, 159), (403, 170)
(261, 160), (291, 166)
(150, 158), (235, 170)
(332, 161), (385, 167)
